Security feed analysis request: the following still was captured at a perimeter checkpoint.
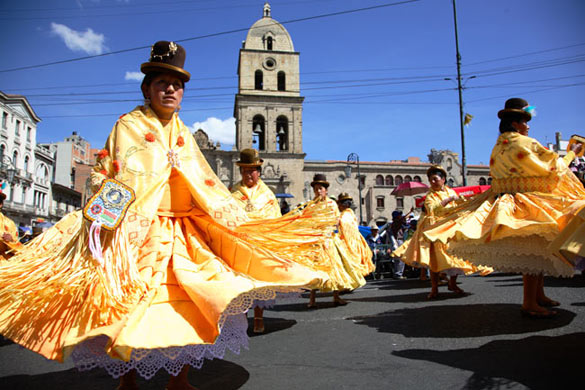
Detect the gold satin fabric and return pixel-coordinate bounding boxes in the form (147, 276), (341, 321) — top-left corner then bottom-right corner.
(231, 179), (281, 220)
(0, 212), (20, 259)
(0, 105), (331, 362)
(289, 198), (366, 291)
(393, 187), (490, 274)
(338, 208), (375, 276)
(549, 204), (585, 264)
(423, 132), (585, 277)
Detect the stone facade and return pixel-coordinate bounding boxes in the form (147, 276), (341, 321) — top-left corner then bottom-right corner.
(0, 91), (50, 227)
(197, 3), (490, 225)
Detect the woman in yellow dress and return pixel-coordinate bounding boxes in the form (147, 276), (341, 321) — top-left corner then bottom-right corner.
(393, 166), (489, 299)
(336, 193), (375, 278)
(0, 41), (332, 389)
(306, 175), (365, 308)
(424, 98), (585, 318)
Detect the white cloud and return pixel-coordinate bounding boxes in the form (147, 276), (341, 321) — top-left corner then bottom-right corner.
(50, 22), (107, 55)
(125, 71), (143, 81)
(190, 117), (235, 147)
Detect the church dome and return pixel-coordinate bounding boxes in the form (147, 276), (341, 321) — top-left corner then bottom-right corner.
(244, 2), (294, 52)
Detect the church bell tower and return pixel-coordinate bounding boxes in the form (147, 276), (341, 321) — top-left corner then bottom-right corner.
(234, 2), (304, 155)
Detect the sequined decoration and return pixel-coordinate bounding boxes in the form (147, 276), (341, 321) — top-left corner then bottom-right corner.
(167, 149), (181, 168)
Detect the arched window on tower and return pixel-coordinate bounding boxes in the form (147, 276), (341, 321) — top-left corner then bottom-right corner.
(24, 155), (29, 172)
(252, 115), (266, 151)
(255, 70), (263, 90)
(278, 71), (286, 91)
(404, 175), (412, 183)
(12, 150), (18, 169)
(395, 175), (403, 186)
(267, 36), (273, 51)
(413, 175), (422, 183)
(479, 177), (487, 185)
(385, 175), (394, 186)
(375, 175), (384, 185)
(276, 116), (289, 151)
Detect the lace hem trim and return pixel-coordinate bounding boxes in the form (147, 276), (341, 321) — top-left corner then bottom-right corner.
(71, 284), (304, 379)
(448, 235), (574, 277)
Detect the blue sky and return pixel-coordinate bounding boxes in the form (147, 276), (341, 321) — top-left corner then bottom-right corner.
(1, 0), (584, 166)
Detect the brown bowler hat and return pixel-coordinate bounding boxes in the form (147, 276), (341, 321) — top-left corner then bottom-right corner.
(426, 165), (447, 179)
(497, 97), (532, 122)
(141, 41), (191, 82)
(310, 174), (329, 188)
(236, 148), (263, 167)
(337, 193), (353, 203)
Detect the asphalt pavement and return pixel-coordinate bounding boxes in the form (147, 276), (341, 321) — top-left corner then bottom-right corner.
(1, 272), (584, 389)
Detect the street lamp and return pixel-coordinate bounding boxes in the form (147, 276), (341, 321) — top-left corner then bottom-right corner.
(346, 152), (363, 224)
(0, 155), (16, 184)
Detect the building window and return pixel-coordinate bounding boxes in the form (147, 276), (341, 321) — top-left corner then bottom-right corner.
(359, 176), (366, 189)
(395, 175), (403, 186)
(12, 150), (18, 168)
(252, 115), (266, 151)
(376, 196), (385, 208)
(396, 197), (404, 209)
(267, 36), (273, 50)
(15, 120), (21, 136)
(385, 175), (394, 186)
(488, 177), (492, 185)
(448, 178), (454, 187)
(479, 177), (487, 185)
(24, 156), (29, 172)
(276, 116), (288, 151)
(404, 175), (412, 183)
(413, 175), (422, 182)
(26, 127), (31, 142)
(277, 71), (286, 91)
(255, 70), (263, 90)
(1, 112), (7, 129)
(375, 175), (384, 185)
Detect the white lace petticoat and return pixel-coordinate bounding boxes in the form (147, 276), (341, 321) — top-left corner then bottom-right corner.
(71, 313), (248, 379)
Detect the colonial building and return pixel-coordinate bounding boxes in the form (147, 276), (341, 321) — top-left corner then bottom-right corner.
(0, 91), (51, 226)
(198, 3), (490, 225)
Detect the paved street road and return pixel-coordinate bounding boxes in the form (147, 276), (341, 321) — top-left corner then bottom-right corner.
(1, 272), (584, 389)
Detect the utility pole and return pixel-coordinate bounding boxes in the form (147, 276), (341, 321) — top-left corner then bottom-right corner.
(452, 0), (467, 186)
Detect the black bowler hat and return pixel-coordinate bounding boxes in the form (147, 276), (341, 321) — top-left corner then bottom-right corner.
(141, 41), (191, 82)
(497, 98), (532, 122)
(310, 174), (329, 188)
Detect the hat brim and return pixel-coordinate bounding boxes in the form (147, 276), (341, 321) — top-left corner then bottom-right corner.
(338, 197), (353, 203)
(236, 161), (263, 167)
(497, 108), (531, 122)
(141, 62), (191, 82)
(427, 166), (447, 178)
(310, 180), (329, 188)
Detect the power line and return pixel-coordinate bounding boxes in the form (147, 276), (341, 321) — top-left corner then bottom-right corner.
(0, 0), (420, 73)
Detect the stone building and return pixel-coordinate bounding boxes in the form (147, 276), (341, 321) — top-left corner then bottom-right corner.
(198, 3), (490, 226)
(0, 91), (52, 226)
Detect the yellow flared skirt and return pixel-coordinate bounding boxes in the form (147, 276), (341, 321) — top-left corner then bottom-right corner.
(0, 209), (328, 369)
(423, 175), (585, 277)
